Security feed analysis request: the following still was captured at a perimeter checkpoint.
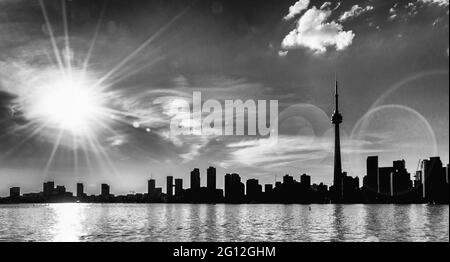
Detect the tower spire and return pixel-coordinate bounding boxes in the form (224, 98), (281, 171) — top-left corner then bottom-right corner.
(331, 75), (343, 202)
(335, 74), (339, 113)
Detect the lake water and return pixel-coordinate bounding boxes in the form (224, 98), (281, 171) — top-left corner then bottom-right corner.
(0, 204), (448, 242)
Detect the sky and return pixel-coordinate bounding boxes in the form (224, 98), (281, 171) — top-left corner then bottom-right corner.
(0, 0), (448, 196)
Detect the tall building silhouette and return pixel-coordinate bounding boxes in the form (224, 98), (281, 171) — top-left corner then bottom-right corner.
(331, 79), (343, 201)
(366, 156), (379, 193)
(166, 176), (173, 197)
(392, 160), (412, 201)
(207, 166), (216, 191)
(301, 174), (311, 188)
(101, 184), (110, 197)
(148, 179), (156, 199)
(10, 187), (20, 198)
(246, 179), (262, 202)
(190, 168), (200, 190)
(225, 173), (245, 203)
(76, 183), (84, 198)
(175, 178), (183, 198)
(378, 167), (393, 201)
(43, 181), (54, 197)
(56, 185), (66, 195)
(421, 157), (448, 203)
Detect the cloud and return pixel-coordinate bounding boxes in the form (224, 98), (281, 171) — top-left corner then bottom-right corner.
(281, 6), (355, 54)
(419, 0), (449, 7)
(224, 135), (384, 170)
(387, 0), (448, 22)
(339, 5), (374, 22)
(404, 2), (420, 17)
(388, 5), (398, 20)
(284, 0), (310, 20)
(278, 50), (288, 57)
(320, 2), (332, 10)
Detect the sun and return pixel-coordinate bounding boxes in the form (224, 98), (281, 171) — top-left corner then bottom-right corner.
(29, 70), (107, 135)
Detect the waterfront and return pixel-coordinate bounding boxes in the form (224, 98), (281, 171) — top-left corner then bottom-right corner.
(0, 204), (448, 242)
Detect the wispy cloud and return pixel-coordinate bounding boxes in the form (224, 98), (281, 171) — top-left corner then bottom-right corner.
(419, 0), (449, 7)
(224, 135), (383, 170)
(339, 5), (374, 22)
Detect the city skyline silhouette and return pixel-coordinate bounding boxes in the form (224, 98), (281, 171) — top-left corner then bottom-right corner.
(2, 154), (449, 204)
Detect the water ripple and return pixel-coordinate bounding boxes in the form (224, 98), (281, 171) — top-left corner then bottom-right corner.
(0, 204), (448, 242)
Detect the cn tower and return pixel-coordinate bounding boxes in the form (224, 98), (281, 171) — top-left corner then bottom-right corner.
(331, 79), (343, 202)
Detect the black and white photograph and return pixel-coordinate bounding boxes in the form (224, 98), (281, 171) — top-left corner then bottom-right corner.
(0, 0), (448, 252)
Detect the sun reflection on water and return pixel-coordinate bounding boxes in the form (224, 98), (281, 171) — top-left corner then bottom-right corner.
(50, 203), (86, 242)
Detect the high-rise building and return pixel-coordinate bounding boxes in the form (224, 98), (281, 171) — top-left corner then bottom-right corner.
(342, 172), (360, 202)
(331, 80), (343, 202)
(391, 160), (412, 199)
(9, 187), (20, 198)
(43, 181), (55, 197)
(154, 188), (162, 200)
(101, 184), (110, 197)
(76, 183), (84, 198)
(56, 185), (66, 195)
(166, 176), (173, 197)
(421, 157), (447, 203)
(207, 166), (216, 191)
(283, 174), (294, 185)
(225, 173), (245, 203)
(175, 178), (183, 197)
(246, 179), (262, 201)
(148, 179), (156, 198)
(43, 181), (54, 197)
(366, 156), (379, 193)
(191, 168), (201, 190)
(301, 174), (311, 188)
(378, 167), (393, 197)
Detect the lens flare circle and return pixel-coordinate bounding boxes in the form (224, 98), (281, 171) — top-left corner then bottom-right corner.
(348, 104), (438, 178)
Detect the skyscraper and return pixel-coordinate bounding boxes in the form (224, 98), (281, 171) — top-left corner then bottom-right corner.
(55, 185), (66, 195)
(225, 173), (245, 203)
(331, 79), (343, 201)
(148, 179), (156, 199)
(101, 184), (110, 197)
(421, 157), (447, 203)
(166, 176), (173, 197)
(301, 174), (311, 188)
(391, 160), (412, 200)
(76, 183), (84, 198)
(43, 181), (54, 197)
(175, 178), (183, 197)
(191, 168), (201, 190)
(246, 179), (262, 201)
(9, 187), (20, 198)
(207, 166), (216, 191)
(283, 174), (294, 185)
(378, 167), (393, 198)
(366, 156), (379, 193)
